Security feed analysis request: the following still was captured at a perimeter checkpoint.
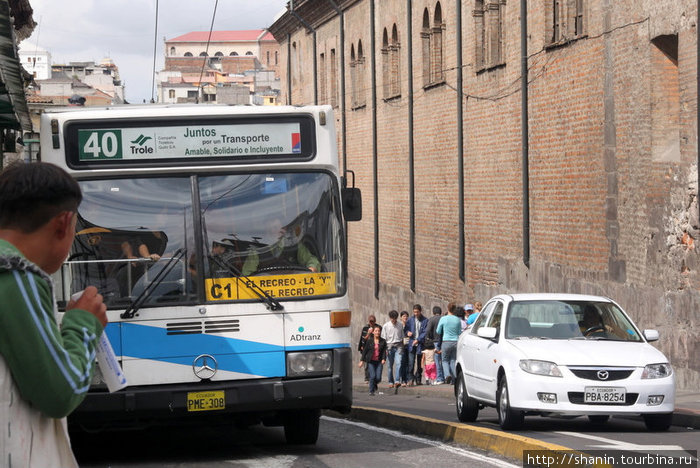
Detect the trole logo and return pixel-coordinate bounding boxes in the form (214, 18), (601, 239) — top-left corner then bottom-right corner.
(129, 134), (154, 154)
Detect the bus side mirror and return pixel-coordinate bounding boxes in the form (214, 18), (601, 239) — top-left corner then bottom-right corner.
(342, 187), (362, 222)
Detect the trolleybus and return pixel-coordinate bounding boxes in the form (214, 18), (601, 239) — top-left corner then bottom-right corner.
(39, 104), (361, 444)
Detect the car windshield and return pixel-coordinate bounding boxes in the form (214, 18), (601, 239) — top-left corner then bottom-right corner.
(505, 300), (642, 342)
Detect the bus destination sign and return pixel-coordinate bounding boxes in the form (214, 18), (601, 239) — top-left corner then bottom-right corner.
(77, 122), (303, 162)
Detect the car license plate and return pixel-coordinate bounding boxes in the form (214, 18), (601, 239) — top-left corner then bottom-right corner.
(584, 387), (626, 404)
(187, 390), (225, 412)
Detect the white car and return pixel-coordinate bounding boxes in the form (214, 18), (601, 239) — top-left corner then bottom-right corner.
(455, 293), (675, 431)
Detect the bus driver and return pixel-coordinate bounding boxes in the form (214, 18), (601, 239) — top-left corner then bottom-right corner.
(240, 218), (320, 276)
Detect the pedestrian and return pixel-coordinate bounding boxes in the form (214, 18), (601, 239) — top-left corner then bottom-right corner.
(0, 162), (108, 468)
(424, 305), (445, 385)
(398, 310), (410, 386)
(466, 303), (480, 327)
(456, 304), (468, 332)
(358, 324), (386, 395)
(405, 304), (428, 386)
(380, 309), (404, 388)
(436, 302), (463, 385)
(358, 315), (377, 382)
(421, 346), (437, 385)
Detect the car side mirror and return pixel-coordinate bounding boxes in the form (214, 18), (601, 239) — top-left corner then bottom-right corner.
(477, 327), (497, 340)
(643, 329), (659, 342)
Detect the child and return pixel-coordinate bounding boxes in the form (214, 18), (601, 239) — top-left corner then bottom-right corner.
(422, 346), (437, 385)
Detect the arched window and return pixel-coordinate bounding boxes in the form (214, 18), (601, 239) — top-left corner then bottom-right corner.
(275, 51), (278, 65)
(245, 51), (254, 56)
(475, 0), (505, 69)
(214, 51), (224, 57)
(422, 9), (431, 86)
(550, 0), (584, 43)
(390, 24), (400, 97)
(350, 44), (357, 108)
(267, 51), (270, 64)
(169, 46), (176, 56)
(230, 51), (238, 56)
(357, 40), (366, 107)
(199, 52), (208, 57)
(184, 52), (193, 57)
(382, 28), (390, 98)
(432, 2), (444, 82)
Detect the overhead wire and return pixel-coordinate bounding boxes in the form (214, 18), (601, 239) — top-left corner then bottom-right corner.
(196, 0), (220, 104)
(150, 0), (159, 103)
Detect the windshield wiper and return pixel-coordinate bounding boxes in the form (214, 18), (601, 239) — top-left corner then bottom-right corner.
(121, 248), (185, 319)
(208, 254), (283, 311)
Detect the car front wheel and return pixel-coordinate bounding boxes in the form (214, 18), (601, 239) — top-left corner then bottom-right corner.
(497, 375), (524, 430)
(455, 373), (479, 422)
(643, 413), (672, 431)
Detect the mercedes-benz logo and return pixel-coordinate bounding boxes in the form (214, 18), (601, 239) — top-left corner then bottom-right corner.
(597, 370), (609, 380)
(193, 354), (218, 380)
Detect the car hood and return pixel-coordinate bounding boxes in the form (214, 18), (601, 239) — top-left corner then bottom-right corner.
(506, 339), (669, 367)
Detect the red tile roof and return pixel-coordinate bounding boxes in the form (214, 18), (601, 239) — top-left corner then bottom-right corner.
(168, 30), (275, 43)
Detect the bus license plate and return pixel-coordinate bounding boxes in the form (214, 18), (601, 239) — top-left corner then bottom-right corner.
(187, 390), (225, 412)
(584, 387), (626, 404)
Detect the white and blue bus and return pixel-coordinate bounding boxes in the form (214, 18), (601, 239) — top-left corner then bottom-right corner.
(40, 104), (361, 444)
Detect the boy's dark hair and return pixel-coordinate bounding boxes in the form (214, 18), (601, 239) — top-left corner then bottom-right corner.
(399, 310), (409, 317)
(388, 309), (398, 319)
(413, 304), (422, 312)
(0, 162), (82, 233)
(432, 306), (442, 315)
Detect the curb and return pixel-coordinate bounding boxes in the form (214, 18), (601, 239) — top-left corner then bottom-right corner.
(350, 383), (700, 430)
(327, 405), (573, 462)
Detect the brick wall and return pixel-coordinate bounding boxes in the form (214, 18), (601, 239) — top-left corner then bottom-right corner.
(270, 0), (700, 390)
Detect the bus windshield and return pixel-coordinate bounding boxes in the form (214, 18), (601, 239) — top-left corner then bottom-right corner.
(64, 171), (344, 308)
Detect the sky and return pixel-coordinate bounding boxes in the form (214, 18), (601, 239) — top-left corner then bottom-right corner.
(21, 0), (288, 103)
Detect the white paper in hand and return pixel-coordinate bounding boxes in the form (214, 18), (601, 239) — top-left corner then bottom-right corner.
(72, 290), (128, 392)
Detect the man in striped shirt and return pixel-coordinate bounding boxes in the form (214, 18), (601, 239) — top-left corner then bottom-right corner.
(0, 162), (107, 468)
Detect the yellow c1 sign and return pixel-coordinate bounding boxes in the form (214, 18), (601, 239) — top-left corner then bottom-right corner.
(205, 272), (337, 301)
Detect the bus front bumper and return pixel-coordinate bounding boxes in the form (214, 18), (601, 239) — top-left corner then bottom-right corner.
(69, 348), (353, 431)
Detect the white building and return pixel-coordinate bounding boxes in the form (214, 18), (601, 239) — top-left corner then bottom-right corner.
(18, 42), (51, 80)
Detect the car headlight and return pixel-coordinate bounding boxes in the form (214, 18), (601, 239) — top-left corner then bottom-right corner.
(519, 359), (562, 377)
(641, 363), (672, 379)
(286, 351), (333, 377)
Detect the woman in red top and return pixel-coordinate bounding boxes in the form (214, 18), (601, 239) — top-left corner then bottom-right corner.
(358, 325), (387, 395)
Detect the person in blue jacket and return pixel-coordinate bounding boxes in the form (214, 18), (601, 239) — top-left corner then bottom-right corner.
(405, 304), (428, 386)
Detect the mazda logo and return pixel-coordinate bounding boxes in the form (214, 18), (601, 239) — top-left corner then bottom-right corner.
(597, 370), (609, 380)
(193, 354), (218, 380)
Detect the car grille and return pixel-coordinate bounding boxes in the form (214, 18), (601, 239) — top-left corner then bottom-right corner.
(569, 368), (634, 381)
(568, 392), (639, 405)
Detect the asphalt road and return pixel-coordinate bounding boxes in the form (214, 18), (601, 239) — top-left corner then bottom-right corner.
(72, 416), (518, 468)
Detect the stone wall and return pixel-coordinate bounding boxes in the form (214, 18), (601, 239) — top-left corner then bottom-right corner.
(271, 0), (700, 390)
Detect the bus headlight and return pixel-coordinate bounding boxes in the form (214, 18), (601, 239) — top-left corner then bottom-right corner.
(286, 351), (333, 377)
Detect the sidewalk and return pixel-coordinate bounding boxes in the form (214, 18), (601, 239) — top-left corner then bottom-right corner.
(350, 368), (700, 429)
